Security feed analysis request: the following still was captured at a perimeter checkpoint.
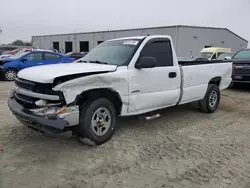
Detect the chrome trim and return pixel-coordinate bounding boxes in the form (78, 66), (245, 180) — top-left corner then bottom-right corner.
(15, 77), (35, 86)
(15, 87), (59, 101)
(15, 93), (33, 104)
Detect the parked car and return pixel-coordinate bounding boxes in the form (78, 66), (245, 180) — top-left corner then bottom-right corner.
(0, 50), (74, 81)
(8, 35), (232, 145)
(231, 49), (250, 84)
(196, 47), (231, 60)
(0, 54), (13, 60)
(51, 49), (58, 53)
(81, 51), (89, 56)
(217, 52), (235, 60)
(65, 52), (84, 60)
(0, 45), (19, 55)
(2, 48), (21, 55)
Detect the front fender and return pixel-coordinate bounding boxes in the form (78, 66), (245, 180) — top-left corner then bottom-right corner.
(3, 60), (21, 71)
(53, 72), (129, 105)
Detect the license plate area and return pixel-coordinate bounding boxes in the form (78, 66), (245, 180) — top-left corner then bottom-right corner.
(233, 75), (243, 79)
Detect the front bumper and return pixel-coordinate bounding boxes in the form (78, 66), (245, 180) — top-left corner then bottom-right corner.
(8, 98), (73, 134)
(232, 75), (250, 83)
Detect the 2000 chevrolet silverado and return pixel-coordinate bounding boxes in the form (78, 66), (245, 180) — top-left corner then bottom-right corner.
(8, 35), (233, 145)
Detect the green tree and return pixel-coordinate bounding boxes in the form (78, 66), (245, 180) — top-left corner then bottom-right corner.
(12, 40), (25, 46)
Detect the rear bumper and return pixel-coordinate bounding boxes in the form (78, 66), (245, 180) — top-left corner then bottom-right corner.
(8, 98), (70, 134)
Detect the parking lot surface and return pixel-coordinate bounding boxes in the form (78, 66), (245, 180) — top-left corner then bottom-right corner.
(1, 82), (250, 188)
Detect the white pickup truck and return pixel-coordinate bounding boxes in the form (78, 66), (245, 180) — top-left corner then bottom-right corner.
(8, 35), (232, 145)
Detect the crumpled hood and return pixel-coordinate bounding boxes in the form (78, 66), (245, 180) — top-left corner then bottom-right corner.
(17, 63), (117, 83)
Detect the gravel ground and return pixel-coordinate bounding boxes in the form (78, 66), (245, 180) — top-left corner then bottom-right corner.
(1, 82), (250, 188)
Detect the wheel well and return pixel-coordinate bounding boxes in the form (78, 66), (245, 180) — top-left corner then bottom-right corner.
(5, 68), (18, 72)
(209, 77), (221, 86)
(75, 88), (123, 115)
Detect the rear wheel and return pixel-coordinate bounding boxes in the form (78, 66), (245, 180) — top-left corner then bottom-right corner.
(199, 84), (220, 113)
(4, 69), (17, 81)
(76, 98), (117, 146)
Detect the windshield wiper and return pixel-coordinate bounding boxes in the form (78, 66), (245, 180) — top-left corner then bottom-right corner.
(89, 60), (108, 65)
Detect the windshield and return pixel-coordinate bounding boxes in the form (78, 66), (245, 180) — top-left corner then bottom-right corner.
(233, 50), (250, 59)
(196, 52), (213, 59)
(77, 39), (142, 66)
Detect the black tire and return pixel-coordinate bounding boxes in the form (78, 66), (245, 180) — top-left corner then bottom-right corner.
(199, 84), (220, 113)
(76, 98), (117, 146)
(4, 68), (17, 81)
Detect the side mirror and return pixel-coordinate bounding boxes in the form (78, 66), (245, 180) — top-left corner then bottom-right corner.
(135, 57), (157, 69)
(224, 56), (232, 60)
(21, 58), (27, 62)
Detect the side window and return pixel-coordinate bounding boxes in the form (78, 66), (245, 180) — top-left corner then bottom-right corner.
(217, 52), (225, 57)
(26, 53), (43, 61)
(140, 40), (173, 67)
(211, 53), (217, 60)
(44, 53), (60, 60)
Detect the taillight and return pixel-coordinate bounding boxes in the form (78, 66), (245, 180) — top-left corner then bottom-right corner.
(232, 64), (235, 77)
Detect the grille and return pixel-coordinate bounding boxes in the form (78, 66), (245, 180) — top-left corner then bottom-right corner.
(14, 77), (64, 108)
(15, 78), (35, 91)
(15, 93), (35, 104)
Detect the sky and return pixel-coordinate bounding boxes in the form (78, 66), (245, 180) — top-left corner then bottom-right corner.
(0, 0), (250, 46)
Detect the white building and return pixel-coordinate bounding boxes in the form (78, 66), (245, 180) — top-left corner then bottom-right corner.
(32, 25), (248, 57)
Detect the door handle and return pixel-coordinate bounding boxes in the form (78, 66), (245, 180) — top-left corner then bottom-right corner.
(38, 63), (43, 65)
(169, 72), (177, 78)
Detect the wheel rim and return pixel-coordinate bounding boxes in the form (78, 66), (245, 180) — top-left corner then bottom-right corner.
(209, 91), (218, 108)
(91, 107), (111, 136)
(5, 70), (17, 81)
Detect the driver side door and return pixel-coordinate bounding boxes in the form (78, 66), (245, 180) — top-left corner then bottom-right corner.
(21, 52), (44, 69)
(128, 38), (181, 114)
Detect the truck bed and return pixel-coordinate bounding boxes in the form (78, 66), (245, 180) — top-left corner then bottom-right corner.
(178, 60), (232, 105)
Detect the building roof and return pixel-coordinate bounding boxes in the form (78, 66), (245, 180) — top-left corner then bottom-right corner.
(32, 25), (248, 43)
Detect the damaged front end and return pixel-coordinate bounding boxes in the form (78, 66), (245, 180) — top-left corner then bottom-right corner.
(8, 77), (79, 134)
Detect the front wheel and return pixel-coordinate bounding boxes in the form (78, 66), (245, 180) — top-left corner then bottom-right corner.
(4, 69), (17, 81)
(76, 98), (117, 146)
(199, 84), (220, 113)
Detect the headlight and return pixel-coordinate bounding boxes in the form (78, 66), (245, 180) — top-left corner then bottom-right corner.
(56, 105), (79, 115)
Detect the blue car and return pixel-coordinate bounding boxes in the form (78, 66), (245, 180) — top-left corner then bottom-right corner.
(0, 50), (74, 81)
